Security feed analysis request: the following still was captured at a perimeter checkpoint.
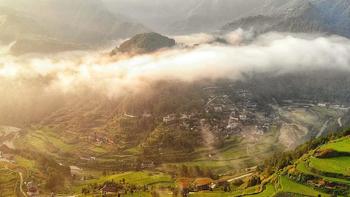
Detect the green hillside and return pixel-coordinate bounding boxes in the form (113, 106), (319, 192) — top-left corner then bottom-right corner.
(247, 131), (350, 197)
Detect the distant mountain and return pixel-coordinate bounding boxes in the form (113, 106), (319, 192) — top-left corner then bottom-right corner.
(102, 0), (350, 36)
(0, 7), (88, 54)
(111, 32), (176, 55)
(0, 0), (149, 54)
(222, 0), (350, 38)
(0, 7), (44, 44)
(164, 0), (266, 34)
(102, 0), (266, 34)
(10, 38), (86, 55)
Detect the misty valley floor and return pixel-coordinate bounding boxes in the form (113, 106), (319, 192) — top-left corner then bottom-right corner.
(0, 93), (349, 196)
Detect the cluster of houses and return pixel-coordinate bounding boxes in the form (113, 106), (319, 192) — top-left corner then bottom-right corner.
(158, 88), (278, 140)
(82, 179), (143, 196)
(95, 176), (236, 197)
(176, 177), (232, 196)
(306, 178), (349, 192)
(204, 88), (275, 137)
(162, 112), (200, 131)
(86, 132), (115, 145)
(158, 87), (350, 144)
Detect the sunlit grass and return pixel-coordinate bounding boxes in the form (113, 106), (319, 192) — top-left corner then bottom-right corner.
(309, 156), (350, 175)
(279, 176), (329, 197)
(320, 137), (350, 153)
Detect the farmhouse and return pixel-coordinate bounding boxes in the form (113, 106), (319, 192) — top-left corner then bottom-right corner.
(193, 178), (214, 191)
(180, 113), (192, 120)
(317, 103), (328, 107)
(26, 181), (39, 196)
(163, 114), (176, 124)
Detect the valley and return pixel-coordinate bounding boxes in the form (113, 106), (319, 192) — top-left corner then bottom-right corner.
(0, 78), (349, 196)
(1, 0), (350, 196)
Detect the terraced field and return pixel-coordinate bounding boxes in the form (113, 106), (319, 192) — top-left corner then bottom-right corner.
(320, 137), (350, 153)
(309, 157), (350, 175)
(277, 176), (329, 197)
(247, 136), (350, 197)
(0, 169), (20, 196)
(163, 126), (281, 175)
(0, 107), (347, 196)
(189, 185), (261, 197)
(72, 171), (174, 193)
(12, 127), (134, 170)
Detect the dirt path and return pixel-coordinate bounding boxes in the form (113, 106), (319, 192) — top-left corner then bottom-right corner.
(337, 117), (343, 127)
(227, 173), (253, 182)
(316, 119), (330, 138)
(18, 172), (27, 197)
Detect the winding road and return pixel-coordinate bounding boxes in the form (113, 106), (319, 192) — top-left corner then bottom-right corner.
(18, 172), (27, 197)
(227, 173), (253, 182)
(337, 117), (343, 127)
(316, 119), (330, 138)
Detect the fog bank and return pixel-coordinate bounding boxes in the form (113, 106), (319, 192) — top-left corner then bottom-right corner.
(1, 31), (350, 98)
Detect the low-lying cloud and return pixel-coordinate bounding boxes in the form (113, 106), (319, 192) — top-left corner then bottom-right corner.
(1, 31), (350, 98)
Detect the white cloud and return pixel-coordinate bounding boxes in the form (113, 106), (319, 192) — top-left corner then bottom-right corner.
(1, 31), (350, 98)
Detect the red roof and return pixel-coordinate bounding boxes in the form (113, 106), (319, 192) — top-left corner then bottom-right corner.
(193, 178), (213, 187)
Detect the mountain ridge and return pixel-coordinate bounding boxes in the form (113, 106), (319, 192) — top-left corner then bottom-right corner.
(0, 0), (149, 54)
(222, 0), (350, 38)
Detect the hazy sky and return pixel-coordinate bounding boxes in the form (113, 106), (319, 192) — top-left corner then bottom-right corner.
(0, 0), (267, 34)
(101, 0), (266, 33)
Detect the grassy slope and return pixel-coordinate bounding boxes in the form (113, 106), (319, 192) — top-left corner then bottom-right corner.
(72, 171), (174, 193)
(15, 129), (75, 156)
(296, 161), (350, 184)
(2, 107), (345, 196)
(13, 127), (124, 168)
(164, 126), (280, 175)
(320, 137), (350, 153)
(89, 171), (173, 185)
(189, 185), (261, 197)
(248, 136), (350, 197)
(309, 156), (350, 175)
(164, 107), (342, 175)
(279, 176), (329, 197)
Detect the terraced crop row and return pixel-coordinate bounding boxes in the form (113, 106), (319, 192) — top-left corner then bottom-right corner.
(0, 169), (20, 197)
(247, 136), (350, 197)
